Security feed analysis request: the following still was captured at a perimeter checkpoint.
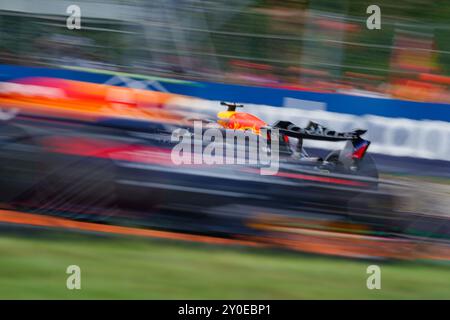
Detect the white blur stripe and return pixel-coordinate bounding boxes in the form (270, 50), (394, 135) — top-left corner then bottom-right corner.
(116, 179), (269, 199)
(169, 97), (450, 162)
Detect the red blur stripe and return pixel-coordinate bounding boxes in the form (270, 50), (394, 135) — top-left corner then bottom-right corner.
(275, 171), (368, 187)
(419, 73), (450, 85)
(43, 136), (174, 166)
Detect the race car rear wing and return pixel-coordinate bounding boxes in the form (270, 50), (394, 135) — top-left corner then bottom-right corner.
(272, 120), (366, 142)
(272, 120), (371, 160)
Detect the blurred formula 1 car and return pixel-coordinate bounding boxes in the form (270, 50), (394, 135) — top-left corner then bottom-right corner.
(0, 97), (387, 237)
(183, 101), (378, 181)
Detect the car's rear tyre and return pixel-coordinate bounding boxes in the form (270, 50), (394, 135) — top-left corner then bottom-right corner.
(325, 150), (378, 180)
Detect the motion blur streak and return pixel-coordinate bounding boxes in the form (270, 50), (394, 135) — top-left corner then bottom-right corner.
(0, 87), (449, 260)
(0, 209), (262, 247)
(0, 0), (450, 300)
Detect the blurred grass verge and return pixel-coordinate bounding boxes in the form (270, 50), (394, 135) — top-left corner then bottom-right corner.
(0, 232), (448, 299)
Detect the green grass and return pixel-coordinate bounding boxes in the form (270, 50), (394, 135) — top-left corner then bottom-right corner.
(0, 232), (449, 299)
